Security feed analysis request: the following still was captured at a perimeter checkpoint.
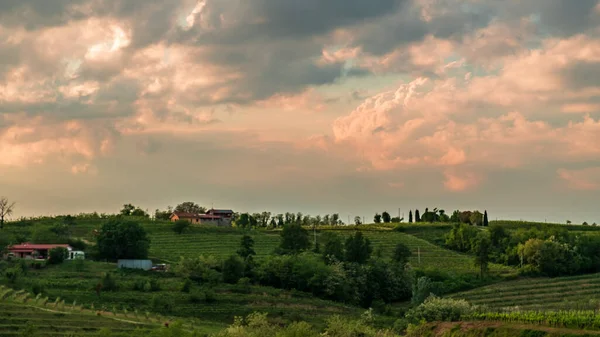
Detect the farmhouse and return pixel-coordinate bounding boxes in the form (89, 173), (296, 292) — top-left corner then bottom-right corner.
(6, 242), (85, 260)
(170, 208), (234, 227)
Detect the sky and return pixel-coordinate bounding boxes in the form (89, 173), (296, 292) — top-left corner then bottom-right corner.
(1, 0), (600, 224)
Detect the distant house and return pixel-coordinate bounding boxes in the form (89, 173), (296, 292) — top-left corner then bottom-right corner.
(6, 243), (85, 260)
(170, 208), (234, 227)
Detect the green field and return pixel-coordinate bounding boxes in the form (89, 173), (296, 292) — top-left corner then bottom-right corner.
(450, 273), (600, 310)
(0, 300), (153, 336)
(1, 261), (363, 331)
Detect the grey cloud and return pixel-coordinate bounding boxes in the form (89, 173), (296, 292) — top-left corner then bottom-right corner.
(560, 61), (600, 89)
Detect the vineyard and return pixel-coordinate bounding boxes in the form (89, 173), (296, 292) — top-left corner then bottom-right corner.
(4, 261), (364, 330)
(468, 310), (600, 330)
(450, 273), (600, 310)
(148, 224), (513, 276)
(0, 285), (157, 336)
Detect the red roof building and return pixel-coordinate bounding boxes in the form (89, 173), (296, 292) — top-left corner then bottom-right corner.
(169, 209), (233, 227)
(7, 243), (72, 259)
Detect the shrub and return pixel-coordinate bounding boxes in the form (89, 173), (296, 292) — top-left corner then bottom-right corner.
(48, 247), (68, 265)
(406, 296), (473, 323)
(204, 289), (217, 303)
(189, 290), (203, 304)
(181, 279), (192, 293)
(5, 267), (20, 284)
(101, 273), (118, 291)
(222, 255), (244, 284)
(151, 294), (174, 314)
(149, 278), (161, 291)
(173, 219), (190, 234)
(31, 282), (45, 296)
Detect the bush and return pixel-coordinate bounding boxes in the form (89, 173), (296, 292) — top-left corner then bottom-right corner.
(204, 289), (217, 303)
(101, 273), (118, 291)
(181, 279), (192, 293)
(189, 290), (203, 304)
(31, 282), (45, 296)
(173, 219), (190, 234)
(149, 278), (161, 291)
(406, 296), (473, 323)
(222, 255), (245, 284)
(151, 294), (174, 314)
(48, 247), (68, 265)
(5, 267), (20, 284)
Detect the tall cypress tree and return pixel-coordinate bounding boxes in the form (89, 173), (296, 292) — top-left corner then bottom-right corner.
(483, 210), (489, 227)
(409, 210), (413, 223)
(415, 209), (421, 222)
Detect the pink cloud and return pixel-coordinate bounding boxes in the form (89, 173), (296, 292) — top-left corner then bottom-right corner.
(443, 169), (482, 192)
(557, 167), (600, 191)
(0, 117), (116, 169)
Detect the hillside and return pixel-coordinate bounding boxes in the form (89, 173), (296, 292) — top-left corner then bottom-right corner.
(449, 272), (600, 310)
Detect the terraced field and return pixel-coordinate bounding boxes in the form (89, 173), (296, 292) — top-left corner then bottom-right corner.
(147, 224), (513, 276)
(0, 302), (152, 336)
(7, 262), (363, 330)
(450, 273), (600, 310)
(325, 229), (513, 275)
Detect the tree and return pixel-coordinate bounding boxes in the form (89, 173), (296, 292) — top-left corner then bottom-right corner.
(174, 202), (205, 214)
(173, 219), (190, 234)
(237, 235), (256, 260)
(354, 216), (362, 225)
(279, 223), (310, 254)
(236, 213), (257, 229)
(96, 218), (150, 261)
(393, 243), (412, 266)
(381, 211), (391, 223)
(473, 233), (491, 278)
(0, 197), (15, 230)
(374, 213), (382, 224)
(154, 207), (173, 221)
(48, 247), (68, 265)
(120, 204), (135, 216)
(320, 232), (344, 263)
(415, 210), (420, 222)
(222, 255), (245, 284)
(345, 231), (372, 264)
(409, 210), (413, 223)
(470, 211), (483, 226)
(483, 210), (489, 227)
(269, 217), (277, 228)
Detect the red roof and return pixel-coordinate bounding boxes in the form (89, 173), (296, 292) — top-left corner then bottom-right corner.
(171, 212), (198, 218)
(8, 243), (71, 252)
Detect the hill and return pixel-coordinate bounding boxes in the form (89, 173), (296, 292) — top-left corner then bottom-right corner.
(449, 272), (600, 310)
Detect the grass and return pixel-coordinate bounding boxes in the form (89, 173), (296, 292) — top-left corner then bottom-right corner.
(449, 273), (600, 310)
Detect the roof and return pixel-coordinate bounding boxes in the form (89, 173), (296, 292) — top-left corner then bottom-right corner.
(171, 212), (223, 219)
(8, 243), (71, 252)
(171, 212), (200, 218)
(207, 209), (234, 214)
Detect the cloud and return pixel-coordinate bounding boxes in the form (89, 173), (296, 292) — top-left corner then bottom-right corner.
(558, 167), (600, 190)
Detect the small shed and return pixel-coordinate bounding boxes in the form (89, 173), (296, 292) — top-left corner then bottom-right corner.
(117, 259), (153, 270)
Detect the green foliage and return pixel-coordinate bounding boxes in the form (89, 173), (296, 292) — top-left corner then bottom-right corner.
(381, 212), (391, 223)
(344, 231), (372, 264)
(406, 296), (473, 323)
(412, 276), (433, 305)
(174, 255), (222, 284)
(320, 232), (344, 263)
(31, 226), (64, 244)
(279, 222), (310, 254)
(174, 201), (205, 214)
(181, 278), (192, 293)
(151, 294), (174, 314)
(483, 210), (489, 227)
(48, 247), (68, 265)
(374, 213), (382, 224)
(4, 267), (20, 284)
(470, 211), (484, 226)
(445, 223), (479, 253)
(236, 213), (257, 229)
(237, 235), (256, 260)
(172, 219), (190, 234)
(101, 272), (118, 291)
(222, 255), (245, 284)
(472, 232), (491, 278)
(96, 217), (150, 261)
(393, 243), (412, 265)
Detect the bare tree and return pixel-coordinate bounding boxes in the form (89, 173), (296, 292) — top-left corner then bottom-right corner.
(0, 197), (16, 229)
